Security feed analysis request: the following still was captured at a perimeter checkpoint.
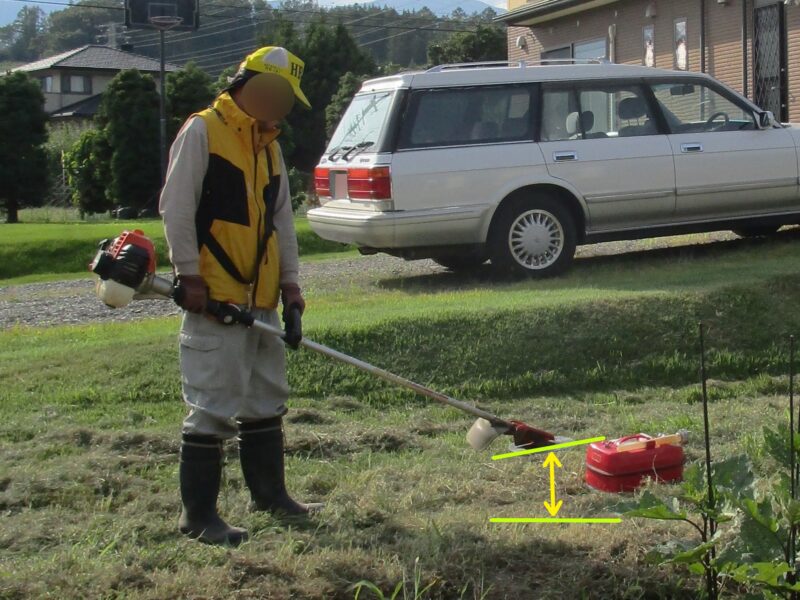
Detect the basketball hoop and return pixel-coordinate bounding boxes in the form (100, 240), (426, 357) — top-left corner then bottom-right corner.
(148, 15), (183, 30)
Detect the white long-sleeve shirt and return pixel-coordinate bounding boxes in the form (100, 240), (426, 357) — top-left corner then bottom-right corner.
(158, 116), (299, 286)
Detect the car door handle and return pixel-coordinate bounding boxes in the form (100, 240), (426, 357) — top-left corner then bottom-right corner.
(681, 143), (703, 153)
(553, 151), (577, 162)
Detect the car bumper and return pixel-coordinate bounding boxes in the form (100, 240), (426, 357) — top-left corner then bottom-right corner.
(306, 204), (490, 248)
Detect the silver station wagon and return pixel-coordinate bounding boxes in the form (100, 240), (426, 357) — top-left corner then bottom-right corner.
(309, 60), (798, 276)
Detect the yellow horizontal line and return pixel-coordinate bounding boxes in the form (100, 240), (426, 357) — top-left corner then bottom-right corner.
(491, 436), (606, 460)
(490, 517), (622, 524)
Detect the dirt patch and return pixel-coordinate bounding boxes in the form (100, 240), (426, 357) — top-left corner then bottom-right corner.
(356, 432), (416, 453)
(109, 432), (177, 455)
(287, 410), (332, 425)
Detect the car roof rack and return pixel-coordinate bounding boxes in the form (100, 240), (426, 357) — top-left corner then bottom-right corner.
(425, 58), (606, 73)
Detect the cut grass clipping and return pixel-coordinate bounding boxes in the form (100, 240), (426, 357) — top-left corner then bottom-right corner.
(4, 262), (800, 597)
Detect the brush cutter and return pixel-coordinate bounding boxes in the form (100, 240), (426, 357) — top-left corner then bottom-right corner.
(89, 230), (562, 450)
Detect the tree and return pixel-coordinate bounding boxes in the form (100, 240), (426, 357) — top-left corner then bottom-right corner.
(0, 6), (47, 62)
(42, 0), (121, 55)
(213, 65), (237, 96)
(325, 71), (363, 137)
(0, 72), (49, 223)
(65, 128), (113, 215)
(167, 61), (215, 139)
(98, 69), (160, 212)
(427, 24), (506, 66)
(259, 19), (376, 171)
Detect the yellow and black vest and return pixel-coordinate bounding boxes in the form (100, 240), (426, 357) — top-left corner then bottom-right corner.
(194, 92), (282, 309)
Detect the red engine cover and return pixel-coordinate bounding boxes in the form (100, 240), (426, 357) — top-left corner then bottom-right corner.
(585, 434), (684, 493)
(108, 229), (156, 273)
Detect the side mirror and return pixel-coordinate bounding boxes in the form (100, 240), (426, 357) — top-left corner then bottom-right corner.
(756, 110), (776, 129)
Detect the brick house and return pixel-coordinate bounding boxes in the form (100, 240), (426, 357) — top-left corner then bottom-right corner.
(10, 44), (180, 122)
(496, 0), (799, 122)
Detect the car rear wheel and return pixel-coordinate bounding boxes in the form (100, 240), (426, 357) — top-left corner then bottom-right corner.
(732, 226), (780, 238)
(488, 195), (577, 277)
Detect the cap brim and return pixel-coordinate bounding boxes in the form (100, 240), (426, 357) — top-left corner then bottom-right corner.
(291, 82), (311, 110)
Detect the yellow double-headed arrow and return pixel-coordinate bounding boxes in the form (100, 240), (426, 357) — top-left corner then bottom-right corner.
(542, 452), (563, 517)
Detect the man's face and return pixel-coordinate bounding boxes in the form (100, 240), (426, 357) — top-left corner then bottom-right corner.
(238, 73), (295, 125)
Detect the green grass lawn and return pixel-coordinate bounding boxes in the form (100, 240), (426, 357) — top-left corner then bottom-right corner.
(3, 231), (800, 598)
(0, 217), (353, 285)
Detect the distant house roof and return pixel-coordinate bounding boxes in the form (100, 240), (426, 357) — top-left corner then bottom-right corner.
(495, 0), (620, 26)
(49, 93), (104, 120)
(12, 45), (181, 74)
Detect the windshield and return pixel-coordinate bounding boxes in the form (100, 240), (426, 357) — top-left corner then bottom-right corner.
(326, 91), (396, 153)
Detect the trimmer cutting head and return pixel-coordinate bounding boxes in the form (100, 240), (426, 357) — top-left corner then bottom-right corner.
(466, 418), (559, 451)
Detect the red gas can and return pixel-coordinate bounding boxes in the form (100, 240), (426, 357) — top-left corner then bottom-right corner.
(585, 433), (685, 493)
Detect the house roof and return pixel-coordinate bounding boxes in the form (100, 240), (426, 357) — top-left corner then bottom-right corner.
(49, 93), (104, 119)
(495, 0), (620, 26)
(12, 45), (181, 74)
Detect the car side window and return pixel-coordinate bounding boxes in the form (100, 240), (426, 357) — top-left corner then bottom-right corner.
(650, 82), (756, 133)
(397, 85), (535, 149)
(541, 84), (658, 141)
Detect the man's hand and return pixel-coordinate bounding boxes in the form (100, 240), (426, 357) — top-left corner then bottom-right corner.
(282, 305), (302, 350)
(280, 284), (304, 350)
(280, 283), (305, 315)
(173, 274), (208, 314)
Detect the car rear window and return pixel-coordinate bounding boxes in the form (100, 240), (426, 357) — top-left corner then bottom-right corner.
(397, 84), (535, 149)
(326, 90), (396, 153)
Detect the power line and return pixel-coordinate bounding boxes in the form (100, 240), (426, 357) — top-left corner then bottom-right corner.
(135, 17), (256, 49)
(5, 0), (487, 73)
(165, 8), (458, 60)
(4, 0), (490, 27)
(171, 37), (256, 61)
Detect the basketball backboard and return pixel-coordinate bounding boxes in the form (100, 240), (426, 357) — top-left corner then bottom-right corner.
(125, 0), (199, 31)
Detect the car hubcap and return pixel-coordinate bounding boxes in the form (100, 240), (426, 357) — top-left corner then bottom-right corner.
(508, 209), (564, 270)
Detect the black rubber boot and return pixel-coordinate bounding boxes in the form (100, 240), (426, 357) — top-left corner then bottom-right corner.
(237, 417), (325, 516)
(178, 434), (248, 546)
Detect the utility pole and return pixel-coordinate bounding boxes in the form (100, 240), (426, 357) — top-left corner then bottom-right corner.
(148, 15), (183, 184)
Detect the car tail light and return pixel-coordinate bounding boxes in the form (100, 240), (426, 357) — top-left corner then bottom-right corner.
(347, 167), (392, 200)
(313, 167), (331, 197)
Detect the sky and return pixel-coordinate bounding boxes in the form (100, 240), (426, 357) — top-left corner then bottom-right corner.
(1, 0), (60, 27)
(0, 0), (506, 28)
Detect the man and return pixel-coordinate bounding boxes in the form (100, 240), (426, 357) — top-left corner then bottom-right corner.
(159, 46), (321, 547)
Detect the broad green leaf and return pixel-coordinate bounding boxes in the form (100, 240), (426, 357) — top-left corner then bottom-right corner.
(763, 424), (800, 471)
(741, 498), (780, 533)
(712, 454), (755, 499)
(726, 561), (800, 591)
(783, 498), (800, 526)
(619, 491), (688, 521)
(646, 539), (713, 567)
(680, 462), (707, 504)
(668, 540), (716, 565)
(738, 516), (786, 562)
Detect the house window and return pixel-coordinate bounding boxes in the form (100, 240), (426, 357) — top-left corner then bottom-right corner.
(541, 46), (571, 64)
(573, 38), (607, 61)
(643, 25), (655, 67)
(62, 74), (92, 94)
(40, 76), (53, 93)
(674, 18), (688, 70)
(540, 38), (607, 64)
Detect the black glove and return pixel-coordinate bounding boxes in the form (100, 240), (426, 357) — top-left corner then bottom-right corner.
(282, 304), (302, 350)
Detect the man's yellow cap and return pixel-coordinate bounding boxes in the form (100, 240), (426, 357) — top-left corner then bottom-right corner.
(234, 46), (311, 110)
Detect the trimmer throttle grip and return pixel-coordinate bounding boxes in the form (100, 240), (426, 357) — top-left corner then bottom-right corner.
(205, 300), (255, 326)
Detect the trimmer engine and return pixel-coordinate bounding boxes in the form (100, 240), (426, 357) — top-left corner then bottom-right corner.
(89, 229), (173, 307)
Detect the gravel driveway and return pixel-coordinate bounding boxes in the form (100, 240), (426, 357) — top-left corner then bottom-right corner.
(0, 231), (749, 329)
